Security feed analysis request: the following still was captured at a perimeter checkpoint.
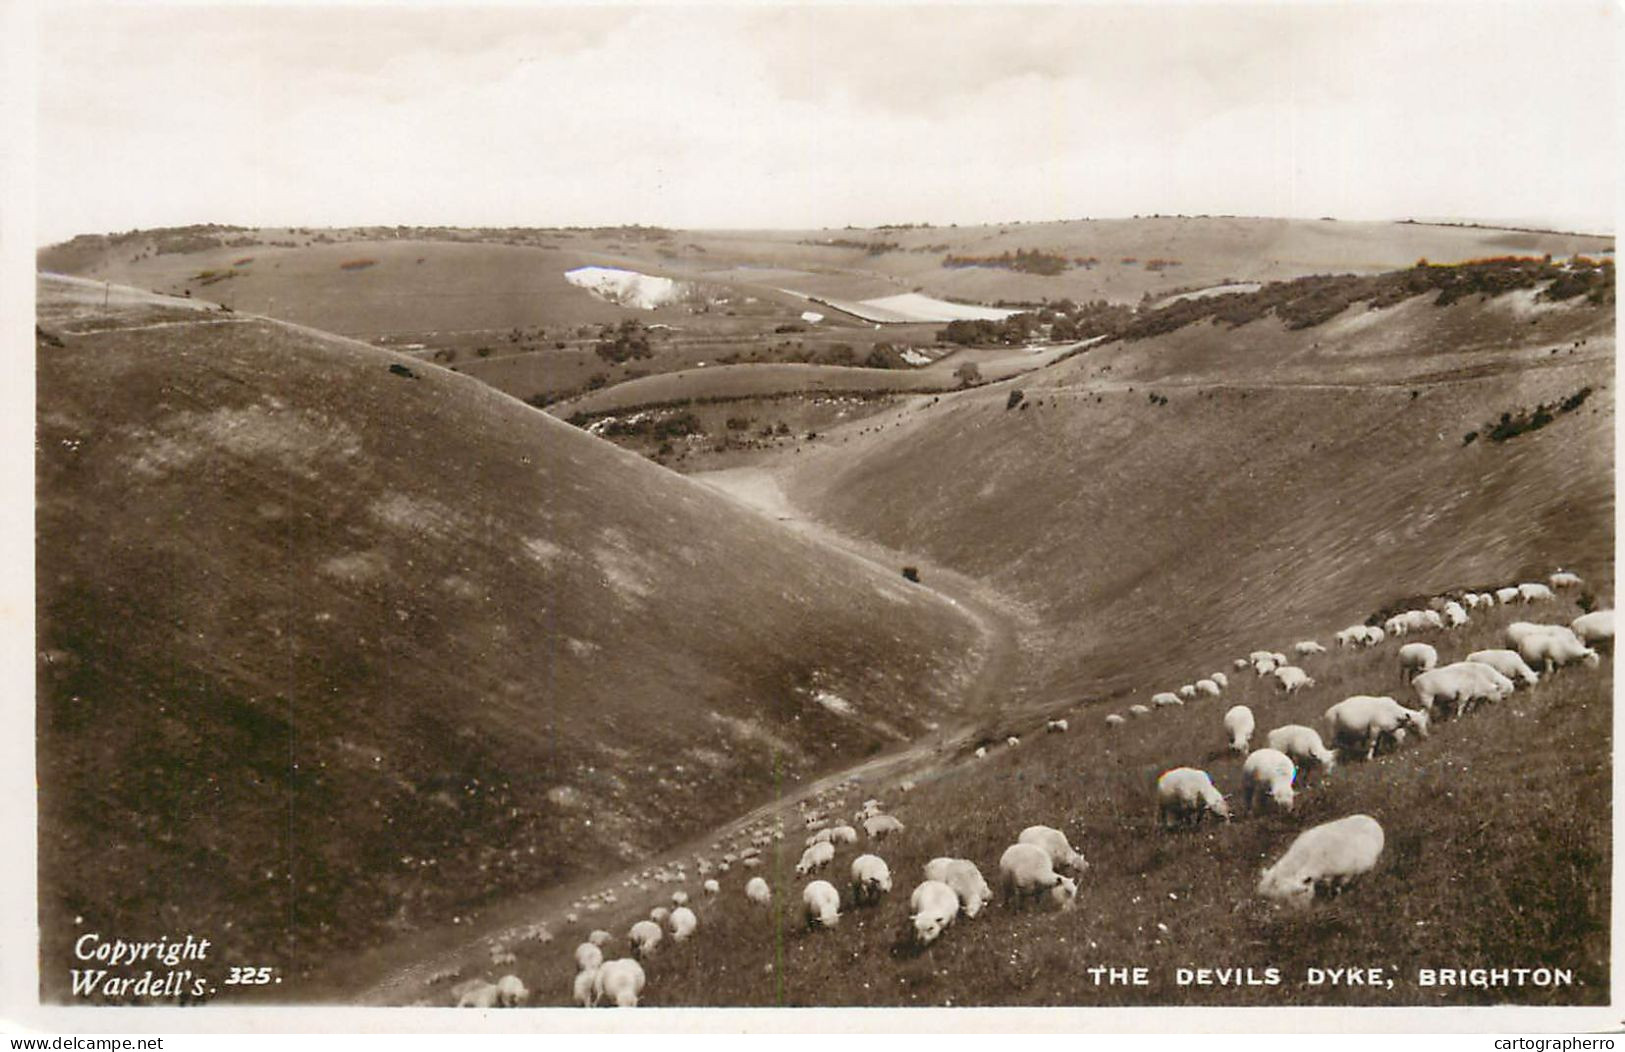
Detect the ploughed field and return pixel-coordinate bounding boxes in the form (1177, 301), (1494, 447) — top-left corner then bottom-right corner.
(502, 586), (1612, 1007)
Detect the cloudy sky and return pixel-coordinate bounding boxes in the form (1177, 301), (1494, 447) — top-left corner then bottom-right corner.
(32, 1), (1619, 242)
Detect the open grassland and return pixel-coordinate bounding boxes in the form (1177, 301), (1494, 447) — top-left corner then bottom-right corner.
(785, 289), (1614, 710)
(35, 277), (983, 997)
(482, 591), (1611, 1007)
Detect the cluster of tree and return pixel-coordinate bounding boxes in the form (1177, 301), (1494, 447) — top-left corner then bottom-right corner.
(594, 319), (654, 364)
(942, 248), (1073, 276)
(937, 314), (1041, 346)
(1466, 386), (1594, 445)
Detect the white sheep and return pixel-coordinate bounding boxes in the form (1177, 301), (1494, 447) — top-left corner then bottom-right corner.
(849, 853), (893, 904)
(1006, 735), (1022, 748)
(455, 979), (500, 1009)
(1195, 678), (1222, 697)
(1241, 748), (1298, 813)
(573, 966), (599, 1007)
(998, 842), (1077, 910)
(1495, 586), (1522, 604)
(495, 974), (529, 1007)
(1046, 718), (1069, 733)
(1364, 625), (1386, 646)
(1017, 825), (1089, 874)
(1443, 600), (1469, 628)
(1509, 623), (1600, 672)
(802, 879), (841, 929)
(702, 878), (720, 896)
(668, 906), (697, 942)
(795, 841), (836, 875)
(1105, 713), (1127, 727)
(745, 876), (771, 906)
(1156, 768), (1231, 828)
(1178, 684), (1197, 699)
(671, 890), (689, 907)
(1323, 695), (1429, 760)
(648, 906), (670, 923)
(863, 814), (905, 839)
(974, 746), (988, 758)
(575, 941), (604, 972)
(1128, 704), (1151, 718)
(1257, 814), (1385, 907)
(909, 879), (961, 944)
(1223, 705), (1254, 754)
(1272, 665), (1314, 693)
(922, 857), (993, 918)
(1518, 582), (1556, 603)
(1464, 648), (1540, 688)
(594, 958), (646, 1007)
(1294, 641), (1327, 658)
(1151, 691), (1183, 708)
(1233, 657), (1251, 669)
(628, 919), (663, 958)
(1550, 571), (1583, 589)
(1252, 656), (1279, 677)
(587, 929), (612, 947)
(805, 828), (834, 847)
(1398, 642), (1438, 680)
(1265, 724), (1337, 774)
(1571, 610), (1614, 647)
(1211, 671), (1229, 689)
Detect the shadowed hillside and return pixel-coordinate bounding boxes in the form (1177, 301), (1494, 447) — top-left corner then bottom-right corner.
(34, 277), (983, 996)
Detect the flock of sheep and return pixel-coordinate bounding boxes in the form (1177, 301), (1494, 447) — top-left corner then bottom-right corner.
(445, 569), (1608, 1008)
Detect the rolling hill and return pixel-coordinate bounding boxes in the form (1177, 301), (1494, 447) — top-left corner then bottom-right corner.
(34, 275), (984, 997)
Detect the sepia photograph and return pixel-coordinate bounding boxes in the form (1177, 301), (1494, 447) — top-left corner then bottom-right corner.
(7, 0), (1620, 1033)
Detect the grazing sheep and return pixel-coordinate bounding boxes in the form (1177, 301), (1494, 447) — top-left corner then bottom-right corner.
(1178, 684), (1198, 699)
(1128, 704), (1151, 718)
(974, 746), (988, 758)
(1518, 582), (1556, 603)
(594, 958), (646, 1007)
(922, 857), (994, 918)
(998, 843), (1076, 910)
(668, 906), (697, 942)
(1047, 718), (1069, 733)
(1006, 735), (1021, 748)
(795, 841), (836, 875)
(575, 942), (604, 972)
(1335, 626), (1362, 648)
(1495, 586), (1521, 604)
(805, 828), (834, 847)
(1105, 713), (1127, 727)
(1464, 649), (1540, 688)
(573, 966), (599, 1007)
(1252, 656), (1279, 677)
(1265, 724), (1337, 774)
(899, 780), (917, 793)
(1195, 678), (1222, 697)
(1398, 642), (1438, 680)
(1223, 705), (1255, 754)
(1211, 672), (1229, 689)
(1443, 601), (1469, 628)
(1550, 571), (1583, 589)
(1272, 665), (1314, 693)
(1156, 768), (1232, 829)
(1017, 825), (1089, 874)
(802, 880), (841, 929)
(587, 929), (611, 947)
(648, 906), (670, 924)
(1151, 691), (1183, 708)
(1242, 748), (1298, 813)
(455, 979), (500, 1009)
(745, 876), (771, 906)
(1233, 657), (1251, 669)
(1509, 623), (1600, 672)
(1324, 695), (1429, 760)
(1365, 626), (1386, 647)
(863, 814), (905, 839)
(1257, 814), (1385, 907)
(909, 879), (961, 944)
(671, 890), (689, 907)
(628, 919), (663, 958)
(702, 878), (720, 896)
(850, 853), (893, 904)
(495, 974), (529, 1007)
(564, 912), (578, 924)
(1294, 641), (1327, 658)
(1571, 610), (1614, 648)
(1247, 649), (1276, 664)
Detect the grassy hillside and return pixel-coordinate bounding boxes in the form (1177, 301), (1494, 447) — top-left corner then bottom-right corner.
(785, 285), (1614, 708)
(35, 277), (984, 997)
(506, 590), (1610, 1007)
